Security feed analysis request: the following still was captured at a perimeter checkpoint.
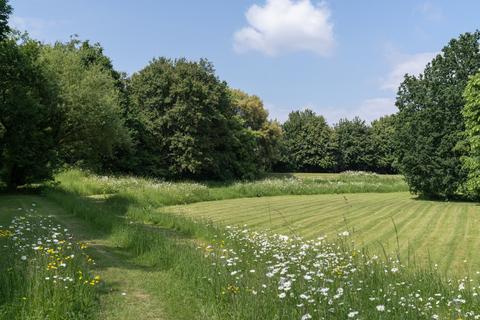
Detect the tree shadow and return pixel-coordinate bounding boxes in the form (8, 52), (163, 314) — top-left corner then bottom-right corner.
(411, 193), (480, 204)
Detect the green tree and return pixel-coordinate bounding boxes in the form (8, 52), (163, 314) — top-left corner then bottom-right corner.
(370, 115), (397, 173)
(40, 41), (131, 169)
(128, 58), (259, 179)
(333, 117), (374, 172)
(394, 31), (480, 197)
(281, 109), (336, 172)
(0, 0), (11, 40)
(230, 89), (269, 130)
(461, 72), (480, 196)
(68, 39), (133, 172)
(0, 39), (59, 189)
(230, 89), (282, 171)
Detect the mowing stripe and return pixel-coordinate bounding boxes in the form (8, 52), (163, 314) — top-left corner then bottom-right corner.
(162, 192), (480, 271)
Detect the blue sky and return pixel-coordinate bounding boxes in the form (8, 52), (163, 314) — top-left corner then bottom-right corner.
(9, 0), (480, 123)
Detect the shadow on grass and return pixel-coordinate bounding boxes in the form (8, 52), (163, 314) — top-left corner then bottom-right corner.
(411, 193), (480, 204)
(38, 186), (210, 273)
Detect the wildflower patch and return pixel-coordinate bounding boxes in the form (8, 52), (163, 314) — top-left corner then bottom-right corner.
(0, 210), (99, 319)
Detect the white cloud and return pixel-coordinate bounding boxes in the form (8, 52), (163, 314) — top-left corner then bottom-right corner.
(234, 0), (334, 56)
(381, 52), (436, 91)
(9, 16), (59, 39)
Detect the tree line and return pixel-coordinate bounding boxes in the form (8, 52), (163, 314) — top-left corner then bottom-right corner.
(1, 1), (480, 199)
(276, 112), (396, 174)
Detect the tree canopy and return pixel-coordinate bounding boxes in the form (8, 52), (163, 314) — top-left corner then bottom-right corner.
(40, 41), (131, 170)
(370, 115), (396, 173)
(128, 58), (259, 179)
(0, 39), (59, 189)
(394, 31), (480, 197)
(230, 89), (282, 172)
(333, 117), (374, 172)
(281, 109), (336, 172)
(0, 0), (11, 40)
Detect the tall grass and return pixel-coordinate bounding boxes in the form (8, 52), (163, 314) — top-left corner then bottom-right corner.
(0, 212), (99, 319)
(54, 169), (408, 207)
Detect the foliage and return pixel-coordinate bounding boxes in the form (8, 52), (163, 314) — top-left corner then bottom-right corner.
(333, 117), (374, 172)
(280, 109), (336, 172)
(128, 58), (259, 180)
(394, 31), (480, 198)
(40, 40), (131, 170)
(0, 0), (11, 40)
(230, 89), (282, 171)
(461, 72), (480, 196)
(230, 88), (268, 130)
(370, 115), (397, 173)
(0, 39), (59, 189)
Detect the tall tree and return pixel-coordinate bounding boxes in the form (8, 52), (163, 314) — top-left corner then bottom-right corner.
(333, 117), (374, 172)
(394, 31), (480, 197)
(128, 58), (259, 179)
(40, 41), (131, 170)
(0, 0), (11, 40)
(230, 89), (282, 171)
(281, 109), (336, 172)
(0, 39), (59, 189)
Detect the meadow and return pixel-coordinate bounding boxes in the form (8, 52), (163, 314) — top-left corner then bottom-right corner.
(1, 169), (480, 319)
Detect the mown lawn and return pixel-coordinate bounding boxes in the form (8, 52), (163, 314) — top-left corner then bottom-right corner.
(162, 192), (480, 274)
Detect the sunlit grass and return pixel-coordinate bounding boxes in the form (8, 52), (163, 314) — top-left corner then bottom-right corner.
(163, 192), (480, 274)
(54, 169), (408, 207)
(36, 169), (480, 319)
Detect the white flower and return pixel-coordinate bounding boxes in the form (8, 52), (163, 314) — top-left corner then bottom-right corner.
(20, 255), (27, 261)
(278, 292), (286, 299)
(339, 231), (350, 237)
(301, 314), (312, 320)
(459, 282), (465, 290)
(348, 311), (359, 318)
(376, 305), (385, 312)
(391, 267), (399, 273)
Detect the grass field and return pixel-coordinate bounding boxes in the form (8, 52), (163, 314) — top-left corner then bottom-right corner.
(162, 192), (480, 274)
(3, 169), (480, 319)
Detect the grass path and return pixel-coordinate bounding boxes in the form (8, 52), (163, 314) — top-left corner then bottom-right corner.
(162, 192), (480, 274)
(0, 194), (207, 320)
(52, 214), (168, 320)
